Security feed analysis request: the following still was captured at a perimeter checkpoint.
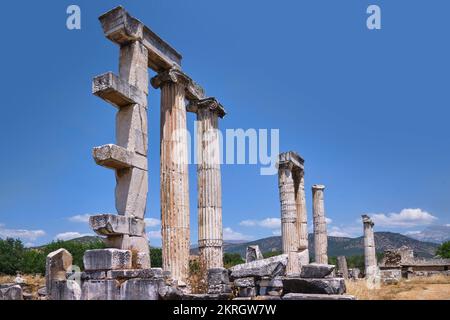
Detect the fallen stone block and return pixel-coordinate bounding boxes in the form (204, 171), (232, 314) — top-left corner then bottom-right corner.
(246, 245), (264, 263)
(120, 278), (163, 300)
(90, 214), (145, 237)
(107, 268), (163, 279)
(237, 287), (256, 298)
(230, 254), (287, 278)
(50, 280), (81, 300)
(158, 285), (183, 300)
(282, 293), (356, 300)
(0, 285), (23, 300)
(45, 248), (73, 299)
(282, 278), (346, 295)
(83, 249), (132, 271)
(300, 263), (335, 278)
(81, 279), (120, 300)
(234, 277), (255, 287)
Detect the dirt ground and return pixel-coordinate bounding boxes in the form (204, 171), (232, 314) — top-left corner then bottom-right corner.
(346, 275), (450, 300)
(0, 274), (45, 299)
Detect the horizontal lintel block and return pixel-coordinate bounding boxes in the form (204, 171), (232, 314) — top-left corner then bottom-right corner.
(93, 144), (147, 170)
(93, 72), (146, 108)
(99, 6), (182, 72)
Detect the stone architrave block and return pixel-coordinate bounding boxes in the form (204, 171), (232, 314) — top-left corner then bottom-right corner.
(282, 278), (346, 295)
(81, 280), (120, 300)
(83, 249), (132, 271)
(120, 278), (163, 300)
(300, 263), (335, 278)
(230, 254), (288, 278)
(93, 144), (147, 170)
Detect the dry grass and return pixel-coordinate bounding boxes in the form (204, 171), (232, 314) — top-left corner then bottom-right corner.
(0, 274), (45, 299)
(346, 275), (450, 300)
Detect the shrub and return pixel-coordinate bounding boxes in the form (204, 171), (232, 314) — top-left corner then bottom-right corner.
(436, 241), (450, 258)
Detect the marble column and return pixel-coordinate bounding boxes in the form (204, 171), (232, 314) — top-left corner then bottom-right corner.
(188, 98), (226, 270)
(312, 185), (328, 264)
(278, 159), (300, 275)
(362, 215), (377, 278)
(151, 69), (191, 284)
(294, 169), (309, 258)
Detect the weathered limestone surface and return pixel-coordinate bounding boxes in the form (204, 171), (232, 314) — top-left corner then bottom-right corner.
(295, 169), (308, 252)
(99, 6), (182, 72)
(93, 72), (147, 108)
(337, 256), (349, 279)
(83, 249), (132, 271)
(230, 254), (287, 279)
(0, 285), (23, 300)
(278, 154), (300, 275)
(245, 245), (264, 263)
(207, 268), (231, 294)
(93, 144), (148, 171)
(362, 215), (377, 278)
(234, 277), (255, 287)
(45, 248), (72, 299)
(282, 278), (346, 295)
(187, 98), (226, 270)
(90, 214), (145, 236)
(107, 268), (163, 279)
(81, 280), (120, 300)
(152, 68), (192, 283)
(120, 278), (163, 300)
(51, 280), (82, 301)
(312, 185), (328, 264)
(282, 293), (356, 300)
(300, 263), (335, 279)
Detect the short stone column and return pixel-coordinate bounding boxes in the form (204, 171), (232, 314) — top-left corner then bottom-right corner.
(362, 215), (377, 278)
(187, 98), (226, 270)
(278, 157), (300, 275)
(312, 185), (328, 264)
(151, 69), (191, 284)
(337, 256), (349, 279)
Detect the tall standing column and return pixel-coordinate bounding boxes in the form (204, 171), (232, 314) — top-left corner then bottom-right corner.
(152, 69), (191, 284)
(278, 159), (300, 275)
(362, 215), (377, 278)
(312, 185), (328, 264)
(295, 169), (309, 261)
(188, 98), (226, 270)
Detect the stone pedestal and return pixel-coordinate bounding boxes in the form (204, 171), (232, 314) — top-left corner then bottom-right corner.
(188, 98), (226, 270)
(312, 185), (328, 264)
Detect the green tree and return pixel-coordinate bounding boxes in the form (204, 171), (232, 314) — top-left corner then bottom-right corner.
(0, 238), (25, 275)
(436, 241), (450, 258)
(21, 249), (46, 274)
(150, 248), (162, 267)
(263, 250), (282, 259)
(223, 253), (244, 268)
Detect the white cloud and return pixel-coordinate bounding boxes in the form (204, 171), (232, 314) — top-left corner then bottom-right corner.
(370, 208), (437, 228)
(445, 224), (450, 227)
(271, 229), (281, 236)
(240, 218), (281, 229)
(68, 214), (91, 223)
(325, 217), (333, 224)
(404, 230), (421, 235)
(0, 223), (46, 241)
(147, 231), (161, 239)
(223, 227), (253, 241)
(145, 218), (161, 228)
(55, 232), (92, 241)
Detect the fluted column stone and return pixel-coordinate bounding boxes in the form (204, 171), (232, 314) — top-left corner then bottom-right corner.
(312, 184), (328, 264)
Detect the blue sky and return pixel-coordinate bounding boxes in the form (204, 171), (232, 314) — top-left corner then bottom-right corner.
(0, 0), (449, 247)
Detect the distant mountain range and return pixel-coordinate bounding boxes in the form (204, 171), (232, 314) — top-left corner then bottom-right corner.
(405, 225), (450, 244)
(198, 232), (439, 259)
(64, 232), (440, 259)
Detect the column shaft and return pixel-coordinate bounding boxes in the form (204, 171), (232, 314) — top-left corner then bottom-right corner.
(158, 77), (190, 283)
(362, 215), (377, 277)
(278, 164), (300, 275)
(295, 172), (309, 253)
(312, 185), (328, 264)
(197, 108), (223, 269)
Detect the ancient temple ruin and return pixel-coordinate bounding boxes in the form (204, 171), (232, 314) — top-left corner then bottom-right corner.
(362, 214), (378, 280)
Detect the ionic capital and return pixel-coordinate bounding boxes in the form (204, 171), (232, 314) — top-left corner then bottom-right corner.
(362, 214), (375, 227)
(187, 97), (226, 118)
